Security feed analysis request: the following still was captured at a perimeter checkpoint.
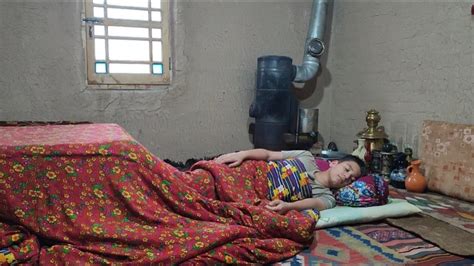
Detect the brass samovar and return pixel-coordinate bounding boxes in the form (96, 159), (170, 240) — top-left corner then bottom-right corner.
(357, 109), (388, 153)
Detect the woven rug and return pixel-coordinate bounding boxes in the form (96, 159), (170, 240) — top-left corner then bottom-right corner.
(275, 225), (408, 265)
(390, 187), (474, 233)
(276, 223), (474, 265)
(386, 214), (474, 256)
(354, 223), (474, 265)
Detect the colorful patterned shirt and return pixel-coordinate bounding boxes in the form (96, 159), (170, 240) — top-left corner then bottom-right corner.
(278, 150), (336, 209)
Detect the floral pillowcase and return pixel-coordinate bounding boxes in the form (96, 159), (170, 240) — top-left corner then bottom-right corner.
(333, 175), (389, 207)
(420, 120), (474, 202)
(315, 159), (389, 207)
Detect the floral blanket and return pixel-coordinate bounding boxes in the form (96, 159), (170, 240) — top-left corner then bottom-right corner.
(0, 124), (316, 264)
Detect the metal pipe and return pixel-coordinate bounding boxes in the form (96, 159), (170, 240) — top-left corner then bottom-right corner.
(293, 0), (328, 83)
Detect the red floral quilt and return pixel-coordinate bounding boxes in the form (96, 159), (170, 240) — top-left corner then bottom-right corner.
(0, 124), (316, 264)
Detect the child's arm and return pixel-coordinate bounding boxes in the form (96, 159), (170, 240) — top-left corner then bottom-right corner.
(214, 149), (282, 167)
(265, 198), (330, 214)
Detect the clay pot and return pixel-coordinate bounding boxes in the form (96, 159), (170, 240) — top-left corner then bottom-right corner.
(405, 160), (427, 193)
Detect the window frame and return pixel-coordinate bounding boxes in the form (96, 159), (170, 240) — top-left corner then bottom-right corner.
(83, 0), (171, 87)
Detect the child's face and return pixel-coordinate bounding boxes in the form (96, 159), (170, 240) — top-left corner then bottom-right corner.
(327, 161), (362, 188)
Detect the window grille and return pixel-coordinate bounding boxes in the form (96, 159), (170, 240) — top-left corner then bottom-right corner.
(84, 0), (170, 86)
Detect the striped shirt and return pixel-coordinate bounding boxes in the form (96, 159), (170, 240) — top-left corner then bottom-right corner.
(279, 150), (336, 209)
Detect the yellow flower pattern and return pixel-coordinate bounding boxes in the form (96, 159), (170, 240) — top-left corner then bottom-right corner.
(0, 123), (316, 264)
(46, 171), (57, 180)
(13, 164), (24, 173)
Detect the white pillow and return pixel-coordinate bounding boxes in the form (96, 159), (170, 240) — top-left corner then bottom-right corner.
(316, 198), (421, 229)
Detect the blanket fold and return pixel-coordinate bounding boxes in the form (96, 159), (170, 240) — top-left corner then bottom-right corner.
(0, 124), (317, 264)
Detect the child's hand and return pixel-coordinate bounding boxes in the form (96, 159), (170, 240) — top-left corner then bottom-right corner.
(265, 199), (290, 214)
(213, 152), (244, 167)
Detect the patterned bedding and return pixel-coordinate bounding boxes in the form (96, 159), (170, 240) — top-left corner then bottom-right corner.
(0, 123), (317, 264)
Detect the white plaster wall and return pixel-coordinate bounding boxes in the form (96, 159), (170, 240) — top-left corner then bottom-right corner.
(2, 0), (471, 161)
(0, 0), (316, 161)
(321, 0), (474, 156)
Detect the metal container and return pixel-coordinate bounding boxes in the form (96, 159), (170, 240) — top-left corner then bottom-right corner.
(371, 150), (382, 173)
(249, 56), (297, 150)
(298, 108), (318, 134)
(380, 151), (396, 179)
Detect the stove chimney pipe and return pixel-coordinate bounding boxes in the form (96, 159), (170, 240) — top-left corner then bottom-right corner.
(249, 0), (329, 150)
(293, 0), (328, 83)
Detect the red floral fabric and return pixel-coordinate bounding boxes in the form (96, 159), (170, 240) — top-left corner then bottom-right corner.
(0, 124), (316, 264)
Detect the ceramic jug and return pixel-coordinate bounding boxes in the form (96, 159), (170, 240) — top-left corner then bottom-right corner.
(390, 168), (407, 189)
(405, 160), (427, 193)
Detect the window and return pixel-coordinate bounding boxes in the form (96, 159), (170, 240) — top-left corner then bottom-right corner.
(84, 0), (170, 86)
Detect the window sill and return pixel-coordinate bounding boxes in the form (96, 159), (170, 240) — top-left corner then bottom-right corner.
(85, 84), (171, 91)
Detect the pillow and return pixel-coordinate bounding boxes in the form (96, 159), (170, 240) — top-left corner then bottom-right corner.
(420, 120), (474, 202)
(334, 174), (389, 207)
(315, 158), (330, 171)
(316, 198), (421, 229)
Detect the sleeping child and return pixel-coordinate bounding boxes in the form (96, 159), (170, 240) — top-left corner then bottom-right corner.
(214, 148), (367, 213)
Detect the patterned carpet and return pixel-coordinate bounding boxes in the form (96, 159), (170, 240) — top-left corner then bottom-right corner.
(275, 225), (408, 265)
(275, 222), (474, 265)
(386, 214), (474, 256)
(354, 223), (474, 265)
(390, 188), (474, 233)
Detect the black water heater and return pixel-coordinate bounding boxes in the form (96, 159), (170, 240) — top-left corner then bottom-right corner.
(249, 56), (298, 150)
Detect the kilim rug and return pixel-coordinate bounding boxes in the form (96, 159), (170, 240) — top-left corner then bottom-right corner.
(386, 214), (474, 256)
(276, 223), (474, 265)
(390, 187), (474, 233)
(354, 222), (474, 265)
(275, 225), (409, 265)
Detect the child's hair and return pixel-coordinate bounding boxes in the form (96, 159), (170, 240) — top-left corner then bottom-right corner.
(337, 155), (367, 178)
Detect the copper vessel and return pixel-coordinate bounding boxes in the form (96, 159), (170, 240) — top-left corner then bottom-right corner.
(405, 160), (427, 193)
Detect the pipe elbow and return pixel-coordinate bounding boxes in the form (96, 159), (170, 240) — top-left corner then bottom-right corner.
(293, 59), (320, 83)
